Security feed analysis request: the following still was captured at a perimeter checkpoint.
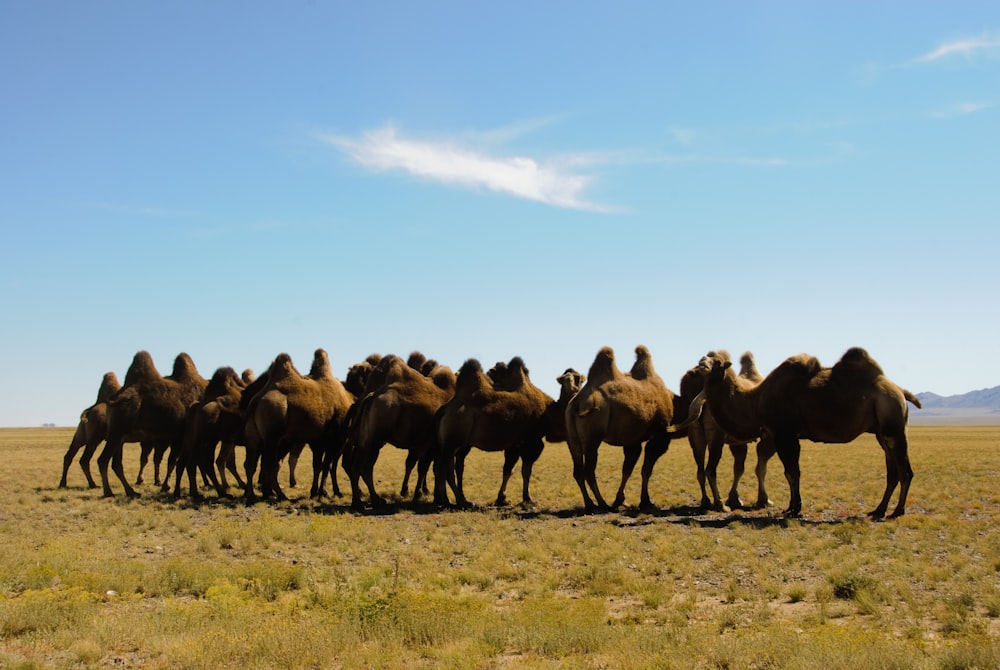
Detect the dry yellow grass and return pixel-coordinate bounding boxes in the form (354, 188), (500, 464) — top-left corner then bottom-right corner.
(2, 425), (1000, 668)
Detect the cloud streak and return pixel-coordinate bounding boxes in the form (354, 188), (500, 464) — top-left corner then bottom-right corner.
(912, 33), (1000, 64)
(323, 125), (615, 212)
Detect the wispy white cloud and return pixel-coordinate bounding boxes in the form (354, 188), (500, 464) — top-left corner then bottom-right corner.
(929, 101), (996, 119)
(913, 34), (1000, 63)
(322, 124), (616, 212)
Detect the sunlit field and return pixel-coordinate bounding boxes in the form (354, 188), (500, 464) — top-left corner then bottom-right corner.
(3, 425), (1000, 669)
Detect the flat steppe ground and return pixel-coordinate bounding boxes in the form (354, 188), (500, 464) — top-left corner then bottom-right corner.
(2, 426), (1000, 669)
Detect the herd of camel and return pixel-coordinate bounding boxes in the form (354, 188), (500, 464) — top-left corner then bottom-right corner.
(58, 343), (922, 519)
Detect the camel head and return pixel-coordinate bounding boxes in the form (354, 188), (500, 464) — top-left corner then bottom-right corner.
(557, 368), (585, 396)
(241, 369), (256, 386)
(486, 361), (509, 386)
(345, 361), (373, 397)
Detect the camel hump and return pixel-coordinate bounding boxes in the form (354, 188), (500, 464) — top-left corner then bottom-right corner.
(739, 352), (763, 383)
(96, 372), (122, 403)
(629, 345), (658, 381)
(455, 359), (487, 397)
(309, 348), (334, 379)
(430, 365), (456, 391)
(170, 353), (202, 383)
(268, 353), (300, 383)
(406, 351), (428, 371)
(587, 346), (620, 385)
(123, 350), (160, 387)
(205, 367), (241, 398)
(781, 353), (823, 378)
(241, 369), (255, 385)
(831, 347), (885, 385)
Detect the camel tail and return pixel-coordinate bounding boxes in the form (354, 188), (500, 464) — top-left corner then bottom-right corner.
(904, 390), (922, 409)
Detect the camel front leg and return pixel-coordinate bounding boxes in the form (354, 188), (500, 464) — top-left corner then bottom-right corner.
(774, 432), (801, 516)
(518, 437), (544, 506)
(704, 433), (728, 512)
(638, 436), (670, 510)
(612, 443), (641, 509)
(726, 443), (748, 510)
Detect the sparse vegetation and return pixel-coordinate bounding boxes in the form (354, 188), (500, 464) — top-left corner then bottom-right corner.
(3, 425), (1000, 668)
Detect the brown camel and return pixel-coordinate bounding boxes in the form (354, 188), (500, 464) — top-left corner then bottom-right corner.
(434, 357), (554, 507)
(169, 366), (250, 499)
(59, 372), (121, 488)
(346, 354), (455, 507)
(543, 368), (586, 444)
(682, 347), (921, 518)
(246, 349), (354, 501)
(676, 350), (770, 511)
(98, 351), (208, 497)
(565, 345), (677, 511)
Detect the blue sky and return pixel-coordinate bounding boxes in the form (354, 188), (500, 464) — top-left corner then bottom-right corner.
(2, 2), (998, 427)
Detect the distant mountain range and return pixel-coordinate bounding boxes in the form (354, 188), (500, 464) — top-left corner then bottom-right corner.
(912, 386), (1000, 424)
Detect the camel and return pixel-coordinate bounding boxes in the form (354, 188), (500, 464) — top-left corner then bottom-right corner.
(59, 372), (121, 488)
(246, 349), (354, 501)
(565, 345), (677, 511)
(434, 357), (554, 507)
(98, 351), (208, 498)
(169, 366), (251, 499)
(676, 350), (770, 511)
(682, 347), (921, 518)
(346, 354), (455, 508)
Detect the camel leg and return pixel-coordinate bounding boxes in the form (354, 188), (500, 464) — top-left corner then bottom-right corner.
(612, 443), (642, 509)
(287, 445), (300, 489)
(109, 441), (140, 498)
(566, 437), (597, 510)
(752, 438), (775, 508)
(871, 431), (912, 519)
(401, 449), (423, 498)
(360, 447), (385, 506)
(688, 427), (710, 509)
(136, 443), (152, 486)
(77, 439), (101, 489)
(774, 432), (802, 516)
(725, 443), (748, 510)
(704, 433), (728, 512)
(638, 436), (670, 510)
(309, 442), (329, 499)
(584, 441), (612, 510)
(519, 437), (544, 506)
(60, 424), (87, 488)
(414, 449), (434, 502)
(152, 444), (168, 487)
(496, 447), (519, 506)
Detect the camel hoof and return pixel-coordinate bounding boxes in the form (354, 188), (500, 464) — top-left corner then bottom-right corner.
(726, 497), (744, 510)
(126, 490), (142, 499)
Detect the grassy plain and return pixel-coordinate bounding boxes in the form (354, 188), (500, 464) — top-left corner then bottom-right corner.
(2, 425), (1000, 669)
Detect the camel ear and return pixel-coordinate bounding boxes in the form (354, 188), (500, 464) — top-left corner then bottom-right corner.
(723, 361), (732, 370)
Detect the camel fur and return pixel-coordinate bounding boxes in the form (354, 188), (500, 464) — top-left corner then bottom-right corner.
(346, 354), (455, 508)
(98, 351), (208, 497)
(434, 357), (555, 507)
(686, 347), (921, 518)
(565, 345), (677, 511)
